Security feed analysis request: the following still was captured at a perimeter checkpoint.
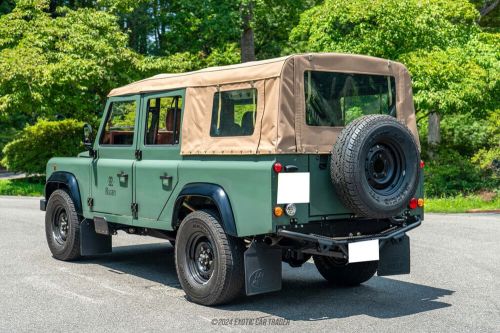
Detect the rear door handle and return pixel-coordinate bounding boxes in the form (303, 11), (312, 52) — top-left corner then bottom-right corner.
(117, 171), (128, 178)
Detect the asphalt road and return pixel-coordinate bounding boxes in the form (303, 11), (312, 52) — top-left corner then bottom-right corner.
(1, 196), (499, 333)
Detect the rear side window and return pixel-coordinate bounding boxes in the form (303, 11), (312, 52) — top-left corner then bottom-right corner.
(100, 100), (137, 145)
(304, 71), (396, 127)
(144, 95), (183, 145)
(210, 88), (257, 137)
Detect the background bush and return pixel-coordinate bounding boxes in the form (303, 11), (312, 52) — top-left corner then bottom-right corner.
(424, 149), (499, 197)
(1, 119), (85, 174)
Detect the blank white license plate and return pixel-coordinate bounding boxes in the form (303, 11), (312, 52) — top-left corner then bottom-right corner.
(348, 239), (379, 263)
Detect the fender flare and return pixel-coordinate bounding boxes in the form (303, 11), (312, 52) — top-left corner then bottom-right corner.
(172, 183), (238, 237)
(45, 171), (83, 215)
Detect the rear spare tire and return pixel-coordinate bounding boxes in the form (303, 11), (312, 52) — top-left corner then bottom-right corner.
(331, 115), (420, 218)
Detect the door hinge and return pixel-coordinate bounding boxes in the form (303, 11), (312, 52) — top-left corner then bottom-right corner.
(131, 202), (138, 218)
(87, 197), (94, 208)
(135, 149), (142, 160)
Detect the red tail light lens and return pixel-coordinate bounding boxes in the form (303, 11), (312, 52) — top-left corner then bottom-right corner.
(273, 162), (283, 173)
(409, 198), (418, 209)
(420, 160), (425, 169)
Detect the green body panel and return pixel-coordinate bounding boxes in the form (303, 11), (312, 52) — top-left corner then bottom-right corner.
(308, 155), (351, 217)
(156, 157), (275, 236)
(46, 156), (92, 215)
(45, 89), (424, 238)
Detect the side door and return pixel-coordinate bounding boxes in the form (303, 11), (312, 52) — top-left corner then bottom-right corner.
(91, 96), (140, 224)
(133, 90), (184, 228)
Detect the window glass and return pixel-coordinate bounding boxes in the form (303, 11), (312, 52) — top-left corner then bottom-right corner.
(210, 88), (257, 137)
(144, 95), (183, 145)
(100, 100), (136, 145)
(304, 71), (397, 127)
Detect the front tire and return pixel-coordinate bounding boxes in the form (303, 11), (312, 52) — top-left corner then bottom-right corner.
(175, 210), (245, 305)
(313, 255), (378, 286)
(45, 189), (81, 261)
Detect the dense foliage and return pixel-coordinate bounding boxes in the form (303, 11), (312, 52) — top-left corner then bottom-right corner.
(0, 0), (498, 197)
(2, 119), (85, 174)
(290, 0), (499, 196)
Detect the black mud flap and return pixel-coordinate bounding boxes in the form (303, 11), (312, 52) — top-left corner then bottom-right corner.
(377, 235), (410, 276)
(244, 241), (282, 296)
(80, 219), (112, 256)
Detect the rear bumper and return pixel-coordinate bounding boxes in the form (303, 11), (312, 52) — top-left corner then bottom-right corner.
(276, 217), (421, 255)
(40, 199), (46, 211)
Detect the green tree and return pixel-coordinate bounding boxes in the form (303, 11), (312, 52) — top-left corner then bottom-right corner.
(290, 0), (479, 59)
(0, 0), (193, 157)
(0, 0), (195, 119)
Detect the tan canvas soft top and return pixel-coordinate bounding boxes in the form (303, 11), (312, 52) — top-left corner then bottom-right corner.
(108, 53), (419, 155)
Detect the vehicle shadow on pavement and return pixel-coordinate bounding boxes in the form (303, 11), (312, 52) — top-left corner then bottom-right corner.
(80, 243), (454, 321)
(80, 242), (180, 287)
(223, 262), (454, 321)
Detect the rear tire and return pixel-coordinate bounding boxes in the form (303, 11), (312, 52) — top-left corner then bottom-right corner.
(175, 210), (245, 305)
(313, 255), (377, 286)
(45, 189), (81, 261)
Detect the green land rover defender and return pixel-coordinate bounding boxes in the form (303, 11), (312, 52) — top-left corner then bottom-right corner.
(41, 53), (424, 305)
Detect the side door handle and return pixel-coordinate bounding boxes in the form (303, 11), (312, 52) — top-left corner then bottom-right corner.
(160, 173), (173, 187)
(160, 173), (173, 181)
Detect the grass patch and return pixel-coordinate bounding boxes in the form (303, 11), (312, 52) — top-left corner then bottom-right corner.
(426, 194), (500, 213)
(0, 176), (44, 196)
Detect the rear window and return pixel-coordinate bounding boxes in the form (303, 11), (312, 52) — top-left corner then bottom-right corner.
(304, 71), (396, 127)
(210, 88), (257, 137)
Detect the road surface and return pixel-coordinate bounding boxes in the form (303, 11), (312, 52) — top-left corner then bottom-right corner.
(0, 196), (499, 332)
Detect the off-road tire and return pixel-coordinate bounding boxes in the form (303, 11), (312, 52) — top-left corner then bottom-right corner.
(331, 115), (420, 218)
(313, 255), (378, 286)
(175, 210), (245, 305)
(45, 189), (81, 261)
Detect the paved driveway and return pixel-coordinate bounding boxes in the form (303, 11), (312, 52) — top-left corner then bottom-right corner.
(0, 196), (499, 332)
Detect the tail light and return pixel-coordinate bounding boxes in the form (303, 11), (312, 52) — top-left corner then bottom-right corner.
(273, 162), (283, 173)
(417, 198), (424, 207)
(409, 198), (418, 209)
(420, 160), (425, 169)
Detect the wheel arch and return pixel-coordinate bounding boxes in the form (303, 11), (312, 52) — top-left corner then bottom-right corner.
(172, 183), (237, 237)
(45, 171), (83, 215)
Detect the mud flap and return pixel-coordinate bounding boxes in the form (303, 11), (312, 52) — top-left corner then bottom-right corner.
(377, 234), (410, 276)
(244, 241), (282, 296)
(80, 219), (112, 256)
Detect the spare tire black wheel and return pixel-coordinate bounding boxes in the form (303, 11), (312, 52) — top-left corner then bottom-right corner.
(331, 115), (420, 218)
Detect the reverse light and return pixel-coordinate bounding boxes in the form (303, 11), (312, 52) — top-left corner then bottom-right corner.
(285, 203), (297, 216)
(420, 160), (425, 169)
(417, 198), (425, 207)
(273, 162), (283, 173)
(274, 206), (284, 217)
(409, 198), (418, 210)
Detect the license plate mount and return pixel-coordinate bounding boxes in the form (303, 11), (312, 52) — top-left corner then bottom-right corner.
(348, 239), (379, 263)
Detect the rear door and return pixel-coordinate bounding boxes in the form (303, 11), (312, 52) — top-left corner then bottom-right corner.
(133, 90), (184, 228)
(91, 96), (140, 223)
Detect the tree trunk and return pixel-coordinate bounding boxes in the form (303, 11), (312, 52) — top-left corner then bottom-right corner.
(428, 111), (441, 158)
(240, 1), (255, 63)
(48, 0), (58, 17)
(479, 0), (499, 18)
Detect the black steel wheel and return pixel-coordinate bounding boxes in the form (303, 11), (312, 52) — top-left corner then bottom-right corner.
(175, 210), (245, 305)
(187, 235), (215, 284)
(45, 189), (81, 261)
